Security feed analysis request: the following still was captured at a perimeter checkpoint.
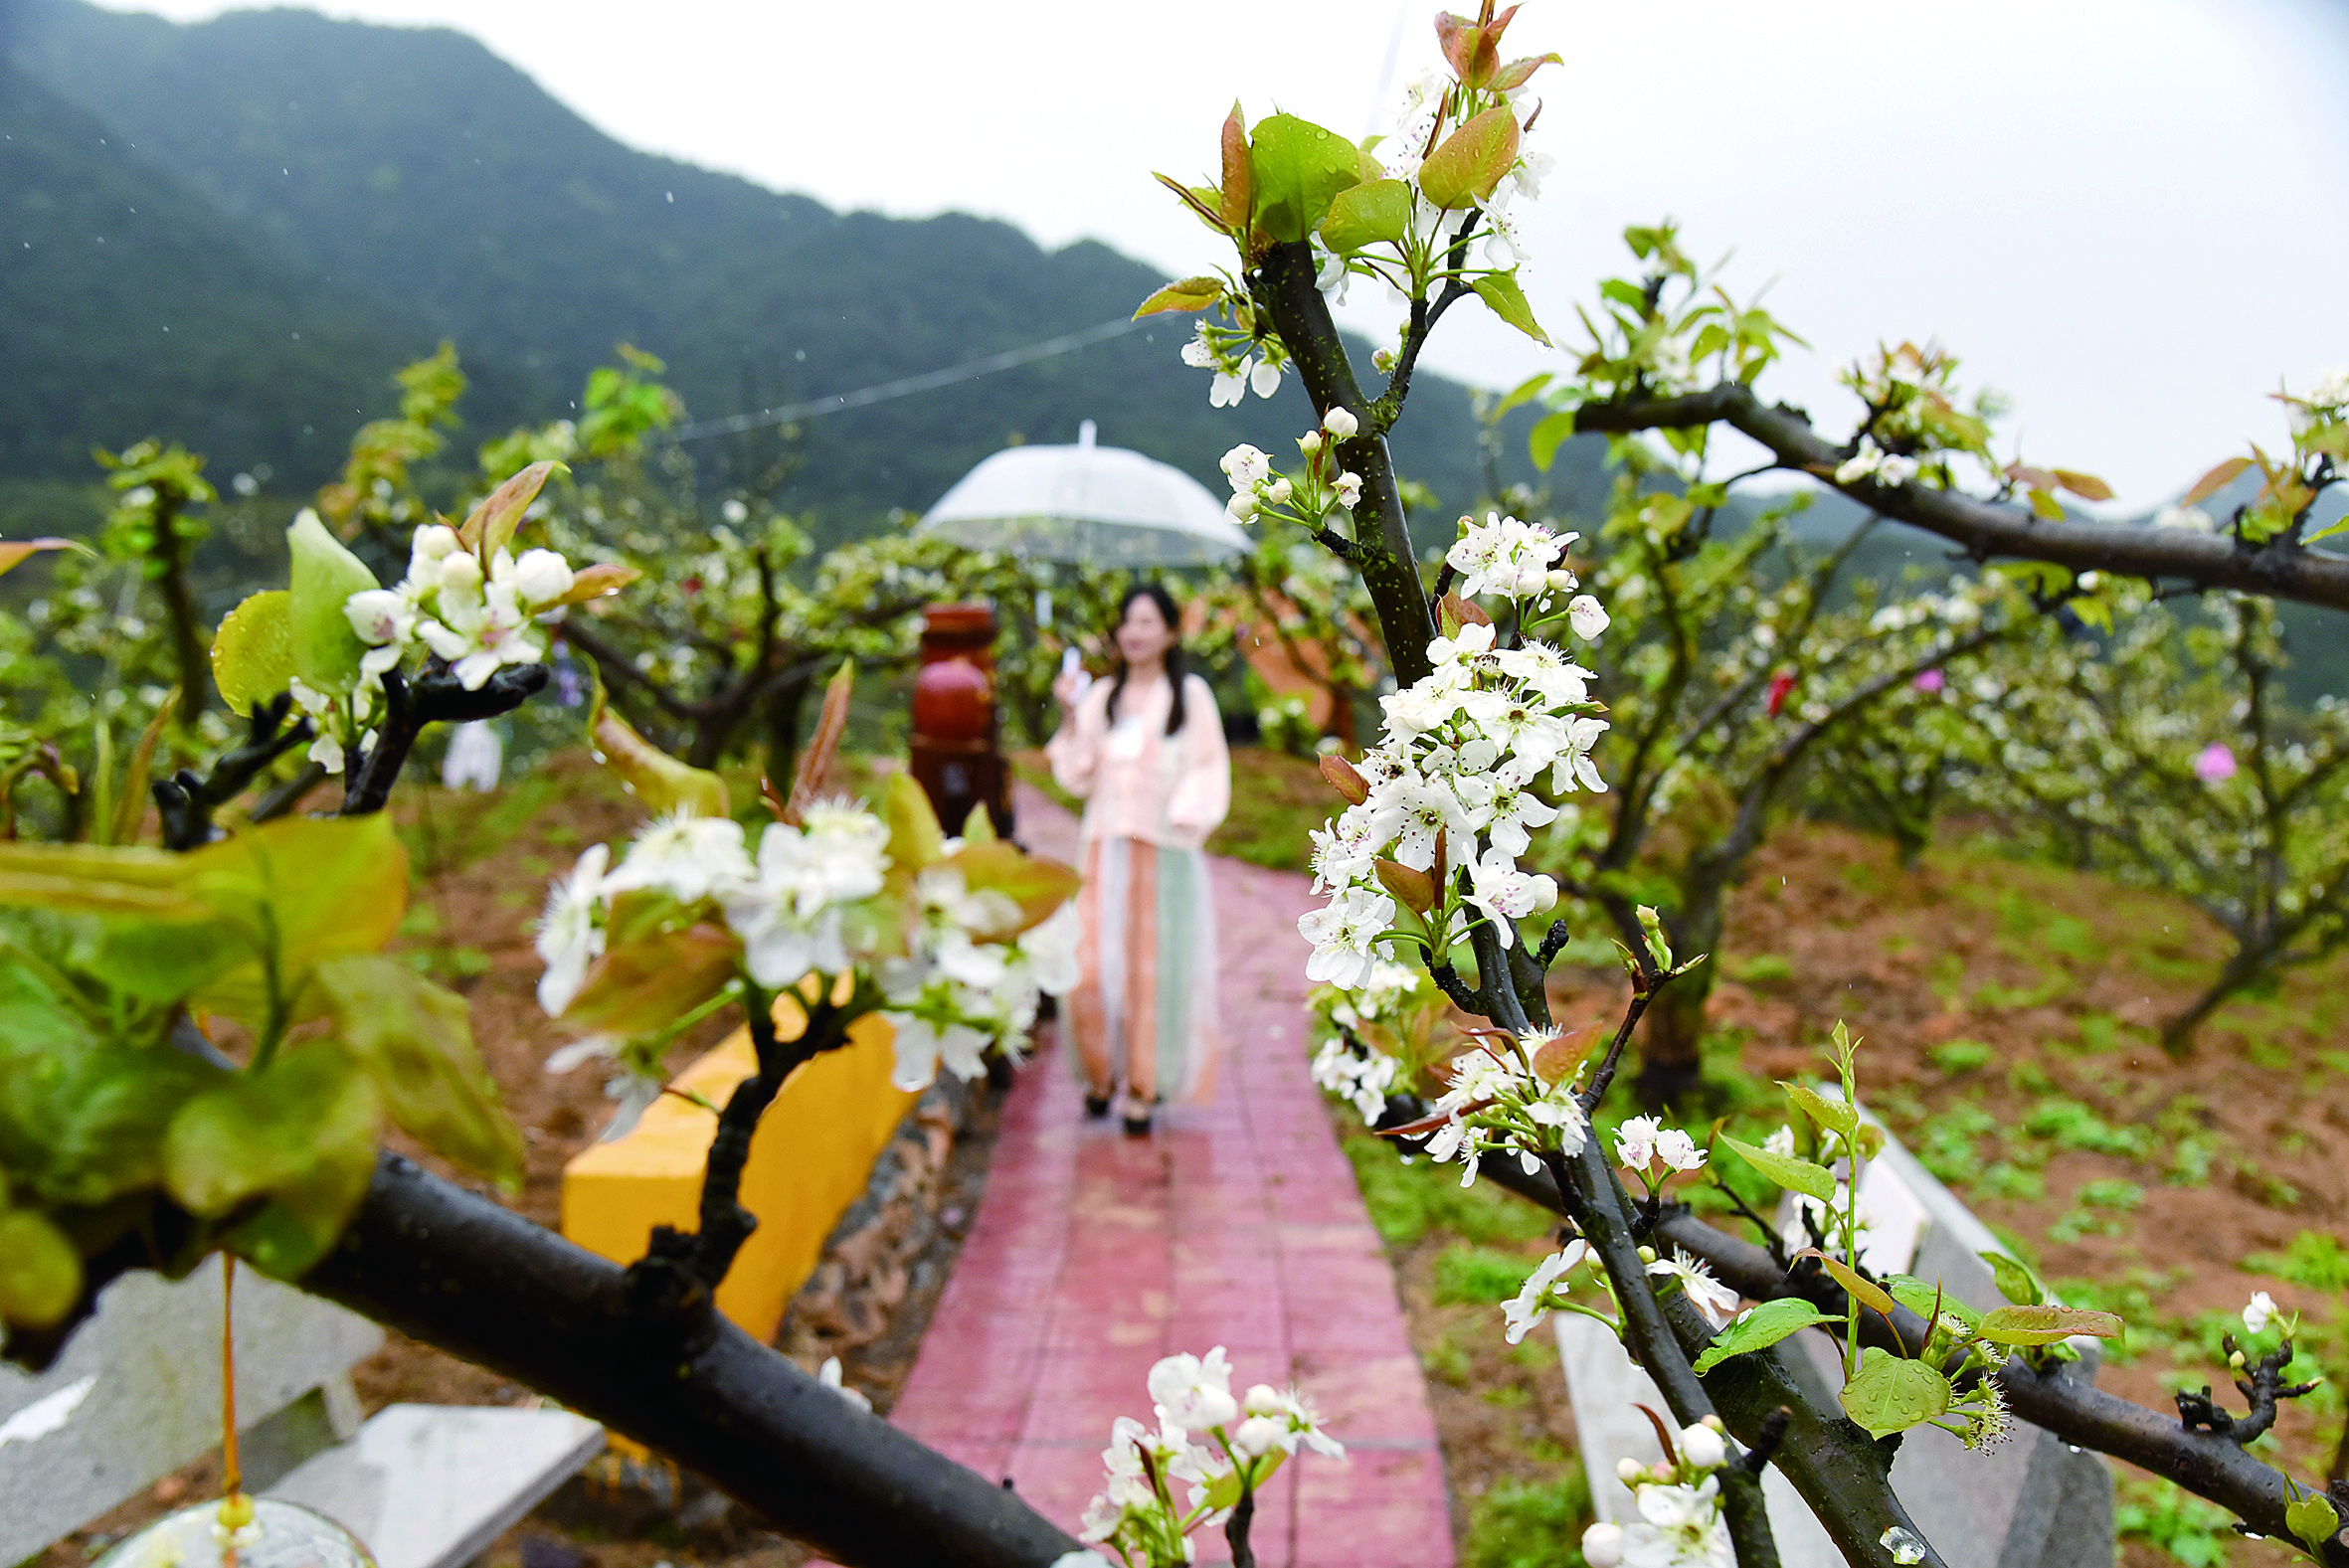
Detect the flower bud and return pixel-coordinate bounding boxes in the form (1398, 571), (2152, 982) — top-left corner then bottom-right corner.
(1546, 567), (1578, 593)
(1192, 1386), (1240, 1430)
(1298, 432), (1325, 458)
(1637, 1245), (1657, 1265)
(1267, 477), (1294, 506)
(1582, 1521), (1625, 1567)
(1616, 1457), (1645, 1483)
(1232, 1415), (1284, 1458)
(1678, 1422), (1726, 1470)
(439, 551), (484, 598)
(513, 547), (575, 608)
(1243, 1384), (1284, 1417)
(1323, 406), (1360, 439)
(2228, 1350), (2247, 1370)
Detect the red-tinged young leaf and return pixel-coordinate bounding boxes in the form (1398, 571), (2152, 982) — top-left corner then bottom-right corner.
(2003, 462), (2058, 491)
(2052, 468), (2114, 501)
(1417, 107), (1519, 211)
(1154, 171), (1227, 232)
(1434, 10), (1478, 82)
(544, 561), (639, 608)
(1975, 1305), (2123, 1345)
(1490, 52), (1561, 91)
(1219, 101), (1250, 230)
(1134, 276), (1226, 319)
(0, 538), (74, 579)
(457, 460), (564, 563)
(1319, 753), (1369, 804)
(1374, 857), (1436, 915)
(1471, 271), (1550, 347)
(784, 660), (855, 827)
(2180, 454), (2254, 506)
(562, 923), (743, 1036)
(1437, 591), (1493, 633)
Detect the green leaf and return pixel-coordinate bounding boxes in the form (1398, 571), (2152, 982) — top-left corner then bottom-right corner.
(286, 509), (380, 695)
(165, 1042), (378, 1215)
(1783, 1082), (1859, 1140)
(1717, 1133), (1838, 1202)
(1471, 271), (1551, 347)
(0, 839), (215, 923)
(1417, 106), (1520, 211)
(561, 923), (742, 1036)
(2026, 486), (2066, 521)
(1319, 179), (1413, 253)
(1692, 1298), (1836, 1373)
(1886, 1275), (1981, 1331)
(1247, 113), (1363, 244)
(0, 1208), (83, 1329)
(940, 841), (1081, 937)
(1982, 1250), (2048, 1307)
(1976, 1304), (2123, 1345)
(1135, 275), (1226, 318)
(2286, 1493), (2342, 1557)
(311, 955), (522, 1187)
(881, 770), (946, 877)
(588, 674), (729, 818)
(1807, 1250), (1899, 1317)
(1529, 410), (1577, 472)
(457, 460), (563, 564)
(212, 591), (300, 715)
(2305, 512), (2349, 545)
(1840, 1351), (1950, 1439)
(181, 815), (410, 1026)
(1491, 373), (1552, 420)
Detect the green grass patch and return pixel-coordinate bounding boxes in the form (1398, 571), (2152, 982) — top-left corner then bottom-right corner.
(1726, 953), (1794, 985)
(2245, 1230), (2349, 1292)
(1203, 747), (1340, 872)
(1927, 1039), (1991, 1076)
(1342, 1132), (1550, 1249)
(2114, 1476), (2239, 1568)
(1434, 1246), (1536, 1306)
(1461, 1472), (1595, 1568)
(2022, 1098), (2148, 1158)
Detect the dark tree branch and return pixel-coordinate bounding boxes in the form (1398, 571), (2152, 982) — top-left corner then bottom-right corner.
(153, 693), (313, 850)
(1567, 383), (2349, 612)
(302, 1153), (1085, 1567)
(338, 663), (549, 817)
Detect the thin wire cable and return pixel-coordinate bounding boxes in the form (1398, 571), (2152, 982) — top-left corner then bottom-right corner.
(660, 315), (1155, 443)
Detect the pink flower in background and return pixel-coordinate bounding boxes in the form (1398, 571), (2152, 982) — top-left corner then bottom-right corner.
(2194, 744), (2239, 784)
(1911, 668), (1945, 694)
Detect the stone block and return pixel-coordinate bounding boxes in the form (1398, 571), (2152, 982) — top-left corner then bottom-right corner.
(0, 1266), (381, 1564)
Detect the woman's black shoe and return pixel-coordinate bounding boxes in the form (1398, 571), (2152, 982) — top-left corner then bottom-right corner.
(1122, 1113), (1154, 1137)
(1084, 1095), (1112, 1120)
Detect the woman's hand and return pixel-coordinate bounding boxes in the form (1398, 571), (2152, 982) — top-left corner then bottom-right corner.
(1053, 668), (1090, 709)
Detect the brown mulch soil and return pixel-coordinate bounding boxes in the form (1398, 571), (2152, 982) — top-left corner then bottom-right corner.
(1365, 818), (2345, 1568)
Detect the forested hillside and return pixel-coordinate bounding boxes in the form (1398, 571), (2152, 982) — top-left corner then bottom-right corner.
(3, 0), (1583, 532)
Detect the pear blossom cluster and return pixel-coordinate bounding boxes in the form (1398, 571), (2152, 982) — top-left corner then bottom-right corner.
(1445, 510), (1600, 626)
(1417, 1028), (1591, 1188)
(1615, 1115), (1707, 1182)
(534, 801), (1080, 1101)
(344, 521), (578, 692)
(1220, 408), (1363, 527)
(1298, 607), (1609, 987)
(1581, 1421), (1737, 1568)
(1308, 1034), (1400, 1122)
(1182, 319), (1286, 408)
(1834, 436), (1920, 488)
(1078, 1348), (1342, 1567)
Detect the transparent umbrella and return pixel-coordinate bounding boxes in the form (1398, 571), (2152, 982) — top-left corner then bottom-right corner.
(915, 422), (1249, 567)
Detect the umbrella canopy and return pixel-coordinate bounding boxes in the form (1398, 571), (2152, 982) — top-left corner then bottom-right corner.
(916, 422), (1249, 567)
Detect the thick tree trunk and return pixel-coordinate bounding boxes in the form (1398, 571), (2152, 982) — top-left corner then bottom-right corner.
(2159, 944), (2266, 1058)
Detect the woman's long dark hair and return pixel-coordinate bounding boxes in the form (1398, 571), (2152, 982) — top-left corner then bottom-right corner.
(1105, 582), (1187, 737)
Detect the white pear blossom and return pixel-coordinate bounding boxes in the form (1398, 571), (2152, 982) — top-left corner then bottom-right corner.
(887, 1012), (993, 1091)
(1621, 1477), (1734, 1568)
(1220, 443), (1271, 492)
(1312, 1036), (1400, 1122)
(1211, 361), (1249, 408)
(817, 1355), (872, 1413)
(1502, 1239), (1589, 1343)
(1180, 325), (1218, 370)
(1323, 406), (1359, 439)
(512, 547), (574, 606)
(1584, 1521), (1626, 1568)
(1569, 594), (1610, 641)
(1299, 886), (1396, 987)
(535, 843), (610, 1015)
(1149, 1347), (1239, 1432)
(1648, 1250), (1740, 1328)
(1334, 471), (1363, 509)
(2244, 1291), (2278, 1334)
(1465, 848), (1558, 947)
(602, 810), (754, 903)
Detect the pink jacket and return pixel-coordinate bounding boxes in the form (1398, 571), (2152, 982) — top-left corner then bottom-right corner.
(1045, 672), (1231, 849)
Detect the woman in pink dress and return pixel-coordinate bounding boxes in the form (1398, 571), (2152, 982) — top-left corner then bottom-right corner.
(1045, 585), (1230, 1134)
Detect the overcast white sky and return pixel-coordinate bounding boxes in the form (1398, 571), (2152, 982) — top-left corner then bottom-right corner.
(98, 0), (2349, 509)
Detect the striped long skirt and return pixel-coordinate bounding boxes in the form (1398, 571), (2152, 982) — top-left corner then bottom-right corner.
(1068, 836), (1220, 1106)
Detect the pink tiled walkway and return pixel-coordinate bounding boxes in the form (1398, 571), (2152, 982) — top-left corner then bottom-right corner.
(887, 785), (1453, 1567)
